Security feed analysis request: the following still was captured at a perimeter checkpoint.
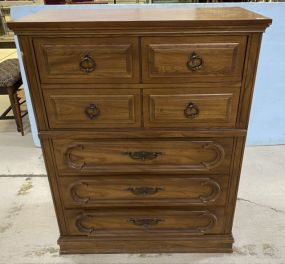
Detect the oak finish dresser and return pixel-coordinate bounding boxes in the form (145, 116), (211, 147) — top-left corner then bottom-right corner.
(9, 7), (271, 254)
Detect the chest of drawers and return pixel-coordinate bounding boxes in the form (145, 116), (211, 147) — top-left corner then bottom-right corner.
(9, 7), (271, 254)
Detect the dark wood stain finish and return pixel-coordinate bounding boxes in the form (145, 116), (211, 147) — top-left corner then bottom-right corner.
(8, 7), (271, 254)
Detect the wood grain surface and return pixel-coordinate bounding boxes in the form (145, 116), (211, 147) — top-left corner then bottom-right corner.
(10, 7), (271, 253)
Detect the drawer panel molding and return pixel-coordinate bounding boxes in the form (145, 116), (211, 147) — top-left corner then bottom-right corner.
(44, 89), (141, 129)
(142, 36), (247, 83)
(70, 178), (222, 204)
(60, 176), (227, 207)
(34, 37), (140, 83)
(54, 138), (233, 174)
(66, 209), (224, 236)
(144, 87), (240, 128)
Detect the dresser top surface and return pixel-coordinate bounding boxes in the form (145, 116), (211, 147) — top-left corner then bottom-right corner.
(8, 7), (271, 31)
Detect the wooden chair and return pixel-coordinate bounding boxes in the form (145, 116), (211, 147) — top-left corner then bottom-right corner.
(0, 58), (27, 135)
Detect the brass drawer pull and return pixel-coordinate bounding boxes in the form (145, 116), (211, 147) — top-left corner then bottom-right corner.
(122, 151), (163, 161)
(128, 218), (164, 228)
(187, 52), (203, 71)
(184, 102), (199, 119)
(126, 186), (164, 196)
(85, 104), (100, 120)
(80, 54), (96, 73)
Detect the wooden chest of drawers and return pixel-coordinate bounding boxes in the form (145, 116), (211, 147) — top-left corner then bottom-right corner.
(9, 7), (271, 254)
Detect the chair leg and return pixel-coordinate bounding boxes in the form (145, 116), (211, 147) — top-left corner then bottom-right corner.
(15, 97), (24, 136)
(6, 86), (24, 136)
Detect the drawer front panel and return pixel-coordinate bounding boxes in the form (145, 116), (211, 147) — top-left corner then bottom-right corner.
(144, 88), (240, 128)
(53, 138), (233, 174)
(142, 36), (247, 83)
(60, 175), (228, 208)
(33, 37), (140, 83)
(65, 208), (225, 236)
(44, 89), (141, 129)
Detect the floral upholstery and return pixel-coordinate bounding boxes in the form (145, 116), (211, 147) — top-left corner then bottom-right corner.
(0, 59), (21, 88)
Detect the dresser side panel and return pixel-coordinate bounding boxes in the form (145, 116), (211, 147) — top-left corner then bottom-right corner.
(237, 33), (263, 129)
(40, 138), (68, 235)
(225, 33), (263, 233)
(18, 36), (49, 130)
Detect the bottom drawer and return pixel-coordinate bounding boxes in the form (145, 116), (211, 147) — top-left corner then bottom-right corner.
(65, 208), (225, 236)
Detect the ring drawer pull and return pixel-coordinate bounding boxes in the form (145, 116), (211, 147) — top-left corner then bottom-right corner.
(80, 54), (96, 73)
(85, 104), (100, 120)
(126, 186), (164, 196)
(187, 52), (203, 71)
(122, 151), (163, 161)
(127, 218), (164, 228)
(184, 102), (199, 119)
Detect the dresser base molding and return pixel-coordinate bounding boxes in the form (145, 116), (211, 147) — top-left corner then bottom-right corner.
(58, 234), (234, 254)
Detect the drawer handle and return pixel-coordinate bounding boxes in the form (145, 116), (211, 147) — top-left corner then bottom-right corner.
(80, 54), (96, 73)
(184, 102), (199, 119)
(122, 151), (163, 161)
(85, 103), (100, 120)
(128, 218), (164, 228)
(187, 52), (203, 71)
(126, 186), (164, 196)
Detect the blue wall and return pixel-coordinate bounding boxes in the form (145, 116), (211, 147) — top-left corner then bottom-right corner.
(11, 3), (285, 146)
(242, 4), (285, 145)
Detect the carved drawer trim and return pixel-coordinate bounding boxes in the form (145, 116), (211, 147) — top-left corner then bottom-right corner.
(64, 140), (226, 173)
(73, 210), (218, 236)
(68, 177), (222, 206)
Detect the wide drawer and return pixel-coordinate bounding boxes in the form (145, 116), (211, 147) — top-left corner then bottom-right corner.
(143, 87), (240, 128)
(60, 175), (228, 208)
(65, 208), (225, 236)
(33, 37), (139, 84)
(43, 89), (141, 129)
(142, 36), (247, 83)
(53, 138), (233, 175)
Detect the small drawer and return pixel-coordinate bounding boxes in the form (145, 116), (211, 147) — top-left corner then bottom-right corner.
(33, 37), (140, 84)
(53, 138), (233, 175)
(143, 87), (240, 128)
(60, 175), (228, 208)
(65, 208), (225, 236)
(142, 36), (247, 83)
(43, 89), (141, 129)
